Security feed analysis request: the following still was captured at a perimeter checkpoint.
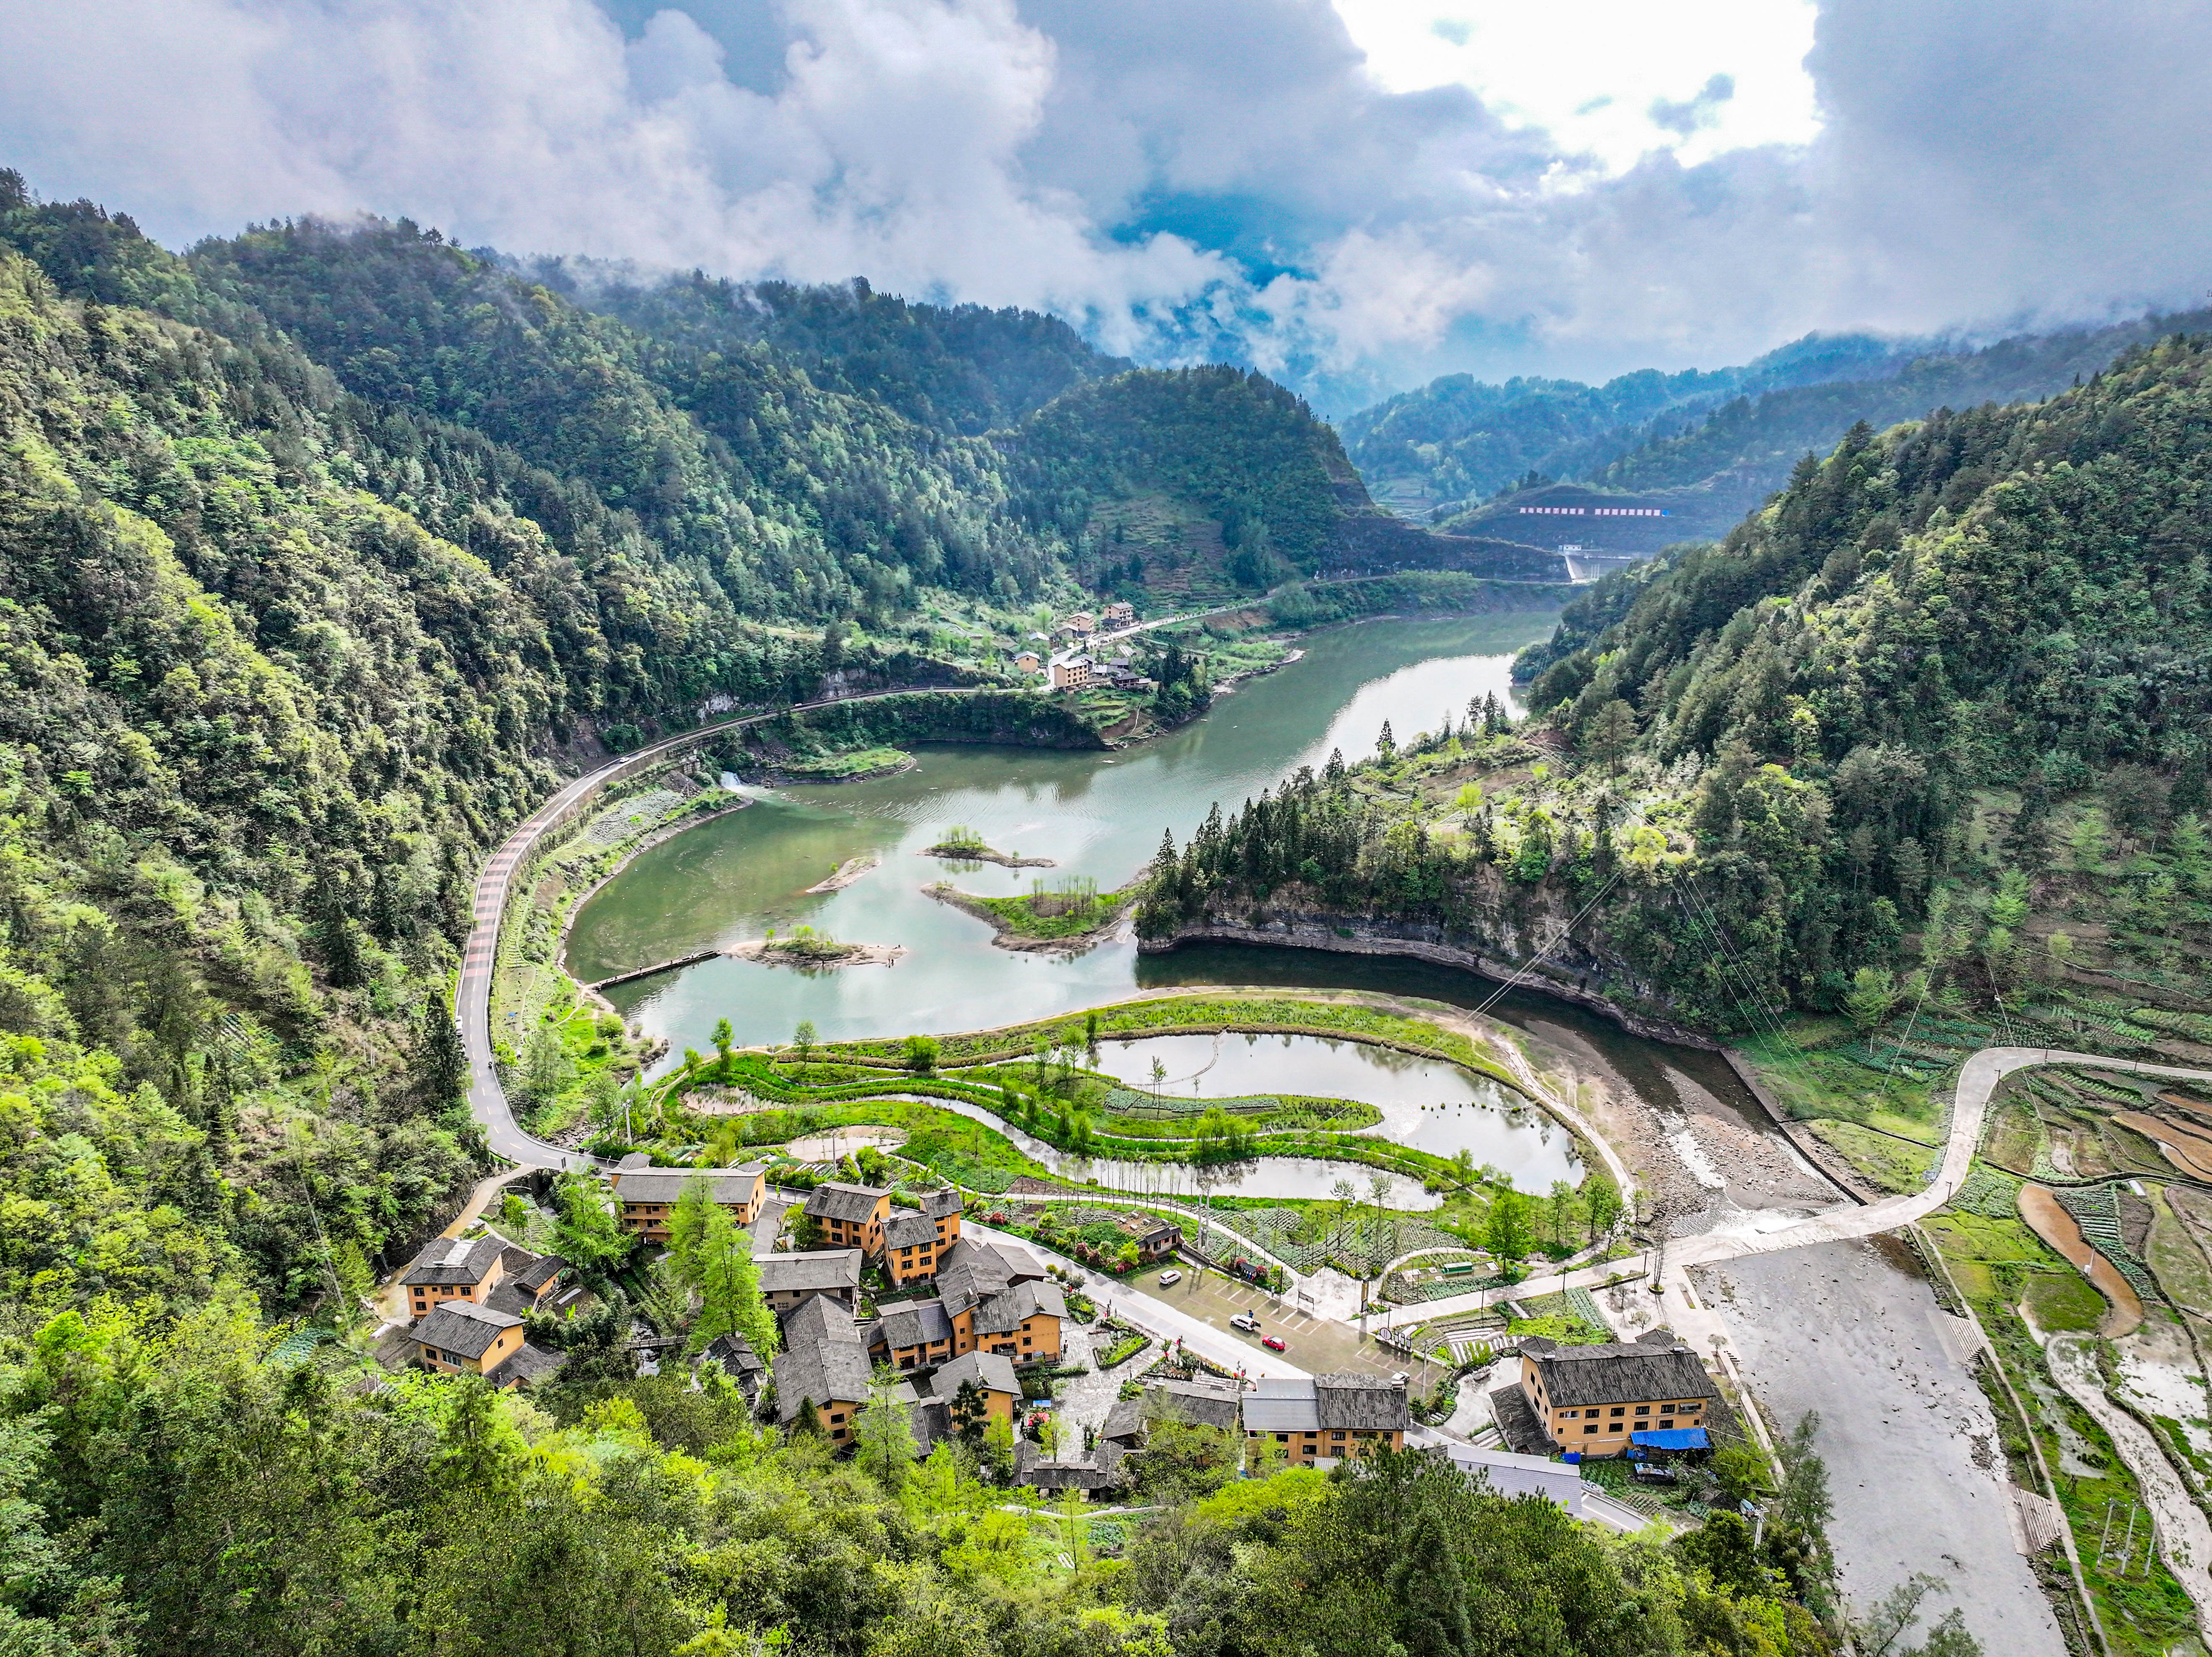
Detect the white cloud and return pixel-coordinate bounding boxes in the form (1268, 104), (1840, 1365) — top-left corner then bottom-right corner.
(1, 0), (2209, 398)
(1330, 0), (1820, 171)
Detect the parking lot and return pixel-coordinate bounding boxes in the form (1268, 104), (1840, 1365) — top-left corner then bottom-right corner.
(1100, 1262), (1423, 1382)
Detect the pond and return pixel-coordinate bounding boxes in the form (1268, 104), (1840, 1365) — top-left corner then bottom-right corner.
(1089, 1031), (1581, 1189)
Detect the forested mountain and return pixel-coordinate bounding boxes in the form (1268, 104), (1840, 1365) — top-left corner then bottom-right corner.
(1339, 332), (1912, 519)
(0, 164), (1857, 1656)
(1350, 312), (2212, 540)
(1144, 329), (2212, 1036)
(545, 262), (1129, 436)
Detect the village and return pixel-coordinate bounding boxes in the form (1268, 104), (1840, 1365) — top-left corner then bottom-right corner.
(377, 1150), (1738, 1528)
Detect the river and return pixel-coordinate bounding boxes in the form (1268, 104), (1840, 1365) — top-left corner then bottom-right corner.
(569, 610), (1779, 1192)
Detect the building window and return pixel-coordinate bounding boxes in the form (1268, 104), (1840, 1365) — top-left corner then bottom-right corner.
(1331, 1432), (1346, 1441)
(1635, 1406), (1651, 1416)
(1611, 1407), (1625, 1417)
(1584, 1424), (1598, 1435)
(1561, 1409), (1578, 1419)
(1659, 1419), (1675, 1429)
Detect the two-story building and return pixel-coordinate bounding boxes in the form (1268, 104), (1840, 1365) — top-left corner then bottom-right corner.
(1102, 1378), (1240, 1450)
(1516, 1330), (1718, 1456)
(882, 1189), (964, 1286)
(773, 1295), (875, 1447)
(399, 1234), (510, 1321)
(864, 1298), (956, 1371)
(1242, 1373), (1408, 1466)
(804, 1182), (892, 1255)
(1013, 650), (1042, 675)
(412, 1300), (567, 1391)
(607, 1159), (767, 1241)
(936, 1238), (1066, 1362)
(928, 1350), (1021, 1427)
(757, 1249), (863, 1318)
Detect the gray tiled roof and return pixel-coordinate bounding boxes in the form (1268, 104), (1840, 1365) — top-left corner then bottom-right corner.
(484, 1341), (567, 1389)
(757, 1249), (862, 1295)
(972, 1278), (1067, 1337)
(804, 1182), (889, 1223)
(698, 1332), (767, 1379)
(400, 1234), (506, 1288)
(936, 1237), (1044, 1318)
(1144, 1379), (1243, 1432)
(921, 1188), (963, 1219)
(1101, 1395), (1147, 1446)
(1520, 1333), (1718, 1409)
(884, 1211), (940, 1251)
(775, 1305), (875, 1422)
(612, 1166), (763, 1205)
(783, 1293), (864, 1350)
(414, 1299), (521, 1360)
(871, 1300), (954, 1352)
(1314, 1373), (1409, 1432)
(499, 1247), (568, 1294)
(929, 1350), (1019, 1399)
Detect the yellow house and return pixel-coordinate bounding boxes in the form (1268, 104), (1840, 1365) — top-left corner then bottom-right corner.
(804, 1182), (892, 1255)
(929, 1350), (1020, 1427)
(1241, 1374), (1408, 1466)
(609, 1161), (767, 1241)
(937, 1239), (1065, 1362)
(1517, 1331), (1717, 1456)
(400, 1234), (507, 1321)
(882, 1189), (964, 1286)
(411, 1301), (566, 1390)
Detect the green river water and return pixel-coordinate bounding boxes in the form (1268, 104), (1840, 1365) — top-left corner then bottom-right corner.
(566, 611), (1776, 1198)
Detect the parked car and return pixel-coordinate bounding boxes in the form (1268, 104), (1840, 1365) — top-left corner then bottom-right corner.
(1158, 1270), (1182, 1286)
(1230, 1312), (1260, 1332)
(1261, 1336), (1287, 1352)
(1390, 1371), (1410, 1385)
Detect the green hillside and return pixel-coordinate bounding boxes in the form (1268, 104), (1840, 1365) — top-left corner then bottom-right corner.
(1146, 329), (2212, 1036)
(558, 264), (1129, 436)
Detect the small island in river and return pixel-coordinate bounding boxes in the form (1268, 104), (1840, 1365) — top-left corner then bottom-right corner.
(923, 823), (1055, 868)
(925, 877), (1132, 953)
(730, 927), (904, 970)
(804, 854), (880, 893)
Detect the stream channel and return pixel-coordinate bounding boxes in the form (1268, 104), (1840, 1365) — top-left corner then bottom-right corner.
(569, 613), (1775, 1200)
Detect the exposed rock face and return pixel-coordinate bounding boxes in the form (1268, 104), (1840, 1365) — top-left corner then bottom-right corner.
(1139, 900), (1713, 1048)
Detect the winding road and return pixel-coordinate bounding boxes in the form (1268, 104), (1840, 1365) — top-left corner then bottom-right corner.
(456, 685), (998, 1171)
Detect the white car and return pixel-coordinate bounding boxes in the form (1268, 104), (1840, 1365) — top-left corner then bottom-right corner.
(1158, 1270), (1182, 1286)
(1230, 1313), (1261, 1333)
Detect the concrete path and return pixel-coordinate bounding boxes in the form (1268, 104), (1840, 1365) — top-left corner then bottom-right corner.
(455, 685), (996, 1172)
(968, 1222), (1310, 1383)
(1408, 1048), (2212, 1326)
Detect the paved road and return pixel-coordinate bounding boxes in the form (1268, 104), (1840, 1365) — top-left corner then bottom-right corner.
(1408, 1047), (2212, 1325)
(456, 685), (995, 1171)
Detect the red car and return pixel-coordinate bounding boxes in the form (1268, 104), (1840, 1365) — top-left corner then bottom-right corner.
(1261, 1335), (1287, 1352)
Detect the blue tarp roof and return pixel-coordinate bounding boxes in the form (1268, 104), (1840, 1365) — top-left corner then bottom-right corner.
(1631, 1428), (1709, 1451)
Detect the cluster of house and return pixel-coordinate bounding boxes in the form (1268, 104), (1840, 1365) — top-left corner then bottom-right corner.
(742, 1179), (1074, 1451)
(398, 1231), (575, 1389)
(1011, 602), (1144, 689)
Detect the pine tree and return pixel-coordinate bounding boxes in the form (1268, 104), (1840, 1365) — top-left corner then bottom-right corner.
(694, 1203), (777, 1358)
(411, 992), (468, 1110)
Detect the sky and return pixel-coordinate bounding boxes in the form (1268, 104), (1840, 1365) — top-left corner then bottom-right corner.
(3, 0), (2209, 410)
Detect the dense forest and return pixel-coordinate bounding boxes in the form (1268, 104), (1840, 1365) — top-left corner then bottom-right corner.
(0, 162), (1473, 1336)
(1144, 330), (2212, 1037)
(1347, 309), (2212, 536)
(0, 163), (1817, 1656)
(542, 262), (1130, 436)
